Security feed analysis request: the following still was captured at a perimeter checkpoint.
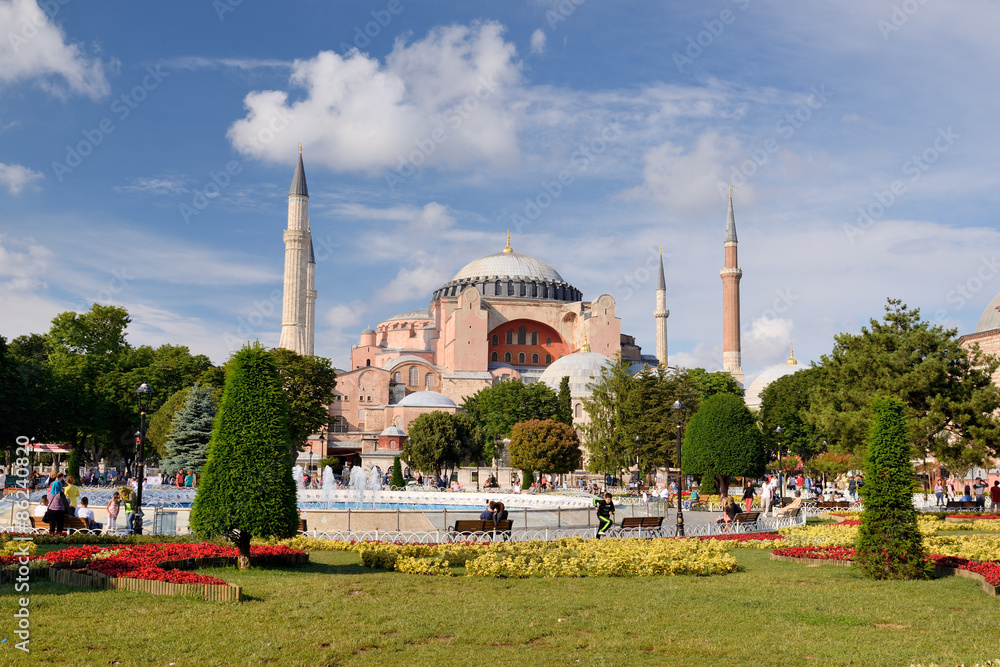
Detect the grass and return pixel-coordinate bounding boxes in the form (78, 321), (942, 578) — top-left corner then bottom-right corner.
(5, 546), (1000, 666)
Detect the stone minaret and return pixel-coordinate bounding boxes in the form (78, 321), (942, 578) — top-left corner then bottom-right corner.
(720, 188), (744, 386)
(305, 235), (316, 356)
(279, 147), (313, 355)
(654, 246), (669, 367)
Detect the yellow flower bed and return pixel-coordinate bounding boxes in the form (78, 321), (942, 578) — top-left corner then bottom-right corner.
(356, 537), (737, 578)
(1, 540), (36, 557)
(924, 535), (1000, 562)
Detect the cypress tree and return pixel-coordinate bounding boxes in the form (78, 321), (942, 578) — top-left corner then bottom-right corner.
(190, 344), (299, 568)
(391, 455), (404, 488)
(854, 395), (927, 579)
(67, 447), (81, 482)
(161, 383), (217, 478)
(521, 469), (533, 490)
(557, 376), (573, 425)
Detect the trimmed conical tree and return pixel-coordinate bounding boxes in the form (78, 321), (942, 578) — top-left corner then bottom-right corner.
(161, 383), (217, 478)
(391, 455), (404, 488)
(190, 344), (299, 568)
(556, 376), (573, 425)
(854, 395), (927, 579)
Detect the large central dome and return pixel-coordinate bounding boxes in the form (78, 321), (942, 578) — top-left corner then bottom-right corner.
(432, 236), (582, 303)
(452, 252), (563, 283)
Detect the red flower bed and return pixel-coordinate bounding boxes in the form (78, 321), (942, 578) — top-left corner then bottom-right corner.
(697, 533), (783, 543)
(947, 514), (1000, 520)
(0, 554), (43, 566)
(835, 519), (860, 527)
(44, 543), (306, 586)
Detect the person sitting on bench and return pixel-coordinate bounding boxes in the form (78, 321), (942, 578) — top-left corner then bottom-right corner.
(683, 487), (700, 510)
(776, 492), (803, 518)
(75, 497), (102, 531)
(716, 496), (739, 524)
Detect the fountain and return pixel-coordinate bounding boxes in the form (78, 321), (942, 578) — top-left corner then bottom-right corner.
(292, 465), (304, 490)
(321, 465), (335, 506)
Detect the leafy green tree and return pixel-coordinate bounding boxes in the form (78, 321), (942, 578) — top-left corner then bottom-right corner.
(462, 379), (560, 461)
(391, 456), (405, 488)
(855, 396), (927, 580)
(66, 447), (82, 481)
(161, 383), (218, 477)
(190, 344), (298, 568)
(805, 299), (1000, 466)
(624, 366), (702, 475)
(508, 419), (582, 476)
(403, 411), (463, 476)
(556, 376), (572, 425)
(682, 393), (766, 498)
(687, 367), (745, 399)
(581, 354), (633, 477)
(270, 348), (337, 455)
(759, 367), (824, 460)
(146, 387), (192, 457)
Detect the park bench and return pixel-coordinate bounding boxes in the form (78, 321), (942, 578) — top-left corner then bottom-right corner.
(944, 500), (978, 511)
(729, 512), (760, 529)
(816, 501), (852, 509)
(29, 516), (93, 533)
(618, 516), (664, 537)
(448, 519), (513, 542)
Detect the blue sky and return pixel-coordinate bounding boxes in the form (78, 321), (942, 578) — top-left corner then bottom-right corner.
(2, 0), (999, 385)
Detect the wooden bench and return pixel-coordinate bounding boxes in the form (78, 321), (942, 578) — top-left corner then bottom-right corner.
(448, 519), (513, 542)
(944, 500), (978, 511)
(29, 516), (94, 533)
(816, 501), (852, 509)
(730, 511), (760, 528)
(618, 516), (664, 536)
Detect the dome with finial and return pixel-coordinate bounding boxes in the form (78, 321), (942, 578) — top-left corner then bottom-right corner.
(432, 232), (582, 302)
(744, 344), (803, 409)
(538, 350), (613, 397)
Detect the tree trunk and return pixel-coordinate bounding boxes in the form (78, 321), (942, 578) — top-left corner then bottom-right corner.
(718, 475), (731, 499)
(237, 531), (251, 570)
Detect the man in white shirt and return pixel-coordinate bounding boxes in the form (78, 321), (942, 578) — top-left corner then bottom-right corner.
(75, 497), (102, 530)
(0, 466), (7, 491)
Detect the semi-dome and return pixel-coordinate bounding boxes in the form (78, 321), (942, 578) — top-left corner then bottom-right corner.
(379, 425), (406, 436)
(744, 346), (803, 409)
(976, 294), (1000, 332)
(433, 235), (582, 303)
(538, 351), (614, 397)
(396, 390), (457, 408)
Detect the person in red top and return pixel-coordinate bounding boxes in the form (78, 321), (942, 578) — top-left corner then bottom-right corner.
(990, 481), (1000, 512)
(175, 469), (184, 488)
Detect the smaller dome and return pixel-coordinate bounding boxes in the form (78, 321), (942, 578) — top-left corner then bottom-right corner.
(976, 294), (1000, 333)
(379, 425), (406, 436)
(538, 351), (614, 397)
(396, 390), (457, 408)
(361, 326), (376, 335)
(745, 348), (802, 409)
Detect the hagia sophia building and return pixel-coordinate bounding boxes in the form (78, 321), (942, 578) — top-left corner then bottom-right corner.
(278, 152), (750, 481)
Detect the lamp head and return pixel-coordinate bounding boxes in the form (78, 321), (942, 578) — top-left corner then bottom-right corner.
(135, 383), (154, 412)
(671, 400), (686, 411)
(775, 426), (784, 436)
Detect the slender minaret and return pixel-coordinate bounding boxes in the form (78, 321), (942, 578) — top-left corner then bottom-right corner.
(720, 188), (744, 386)
(654, 247), (669, 368)
(279, 146), (313, 355)
(305, 234), (316, 356)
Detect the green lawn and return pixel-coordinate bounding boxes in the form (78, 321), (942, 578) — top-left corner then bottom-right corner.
(5, 547), (1000, 666)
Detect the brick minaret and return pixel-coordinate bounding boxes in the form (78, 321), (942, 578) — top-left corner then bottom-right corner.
(279, 146), (313, 355)
(720, 189), (743, 386)
(654, 247), (669, 367)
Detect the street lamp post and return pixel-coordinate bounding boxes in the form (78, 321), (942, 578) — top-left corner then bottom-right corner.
(633, 435), (641, 491)
(775, 426), (784, 502)
(602, 445), (608, 492)
(133, 383), (153, 535)
(671, 400), (686, 537)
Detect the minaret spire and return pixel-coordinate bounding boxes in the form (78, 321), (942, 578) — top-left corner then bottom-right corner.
(721, 189), (744, 386)
(654, 246), (669, 367)
(280, 149), (313, 355)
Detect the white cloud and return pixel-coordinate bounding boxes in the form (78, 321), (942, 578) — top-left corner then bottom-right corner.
(623, 129), (746, 214)
(161, 56), (292, 72)
(375, 255), (452, 305)
(0, 0), (110, 99)
(530, 29), (546, 54)
(0, 162), (42, 194)
(112, 176), (187, 196)
(0, 234), (51, 290)
(227, 22), (522, 173)
(742, 316), (795, 370)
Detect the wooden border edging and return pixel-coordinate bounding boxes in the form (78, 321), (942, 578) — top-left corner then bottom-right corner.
(769, 553), (999, 596)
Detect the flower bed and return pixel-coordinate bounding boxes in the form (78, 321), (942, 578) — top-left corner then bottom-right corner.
(44, 543), (308, 601)
(947, 514), (1000, 521)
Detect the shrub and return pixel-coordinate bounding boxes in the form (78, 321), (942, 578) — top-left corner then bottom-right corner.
(391, 456), (405, 488)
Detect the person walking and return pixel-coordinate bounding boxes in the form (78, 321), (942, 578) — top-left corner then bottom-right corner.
(934, 481), (944, 507)
(593, 492), (615, 539)
(760, 478), (773, 516)
(44, 487), (66, 533)
(990, 481), (1000, 512)
(120, 487), (135, 535)
(106, 492), (121, 533)
(742, 480), (754, 513)
(973, 478), (988, 511)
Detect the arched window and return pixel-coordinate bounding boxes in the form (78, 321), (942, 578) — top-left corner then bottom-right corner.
(519, 282), (526, 297)
(518, 352), (525, 363)
(531, 332), (538, 346)
(495, 280), (501, 295)
(506, 330), (513, 345)
(491, 334), (499, 346)
(409, 366), (418, 386)
(575, 404), (582, 418)
(425, 373), (434, 388)
(358, 409), (366, 421)
(531, 283), (537, 297)
(546, 337), (552, 346)
(541, 285), (547, 298)
(504, 352), (512, 363)
(545, 354), (552, 364)
(491, 351), (498, 362)
(393, 372), (402, 383)
(366, 359), (371, 366)
(507, 280), (514, 296)
(518, 326), (526, 345)
(532, 353), (539, 364)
